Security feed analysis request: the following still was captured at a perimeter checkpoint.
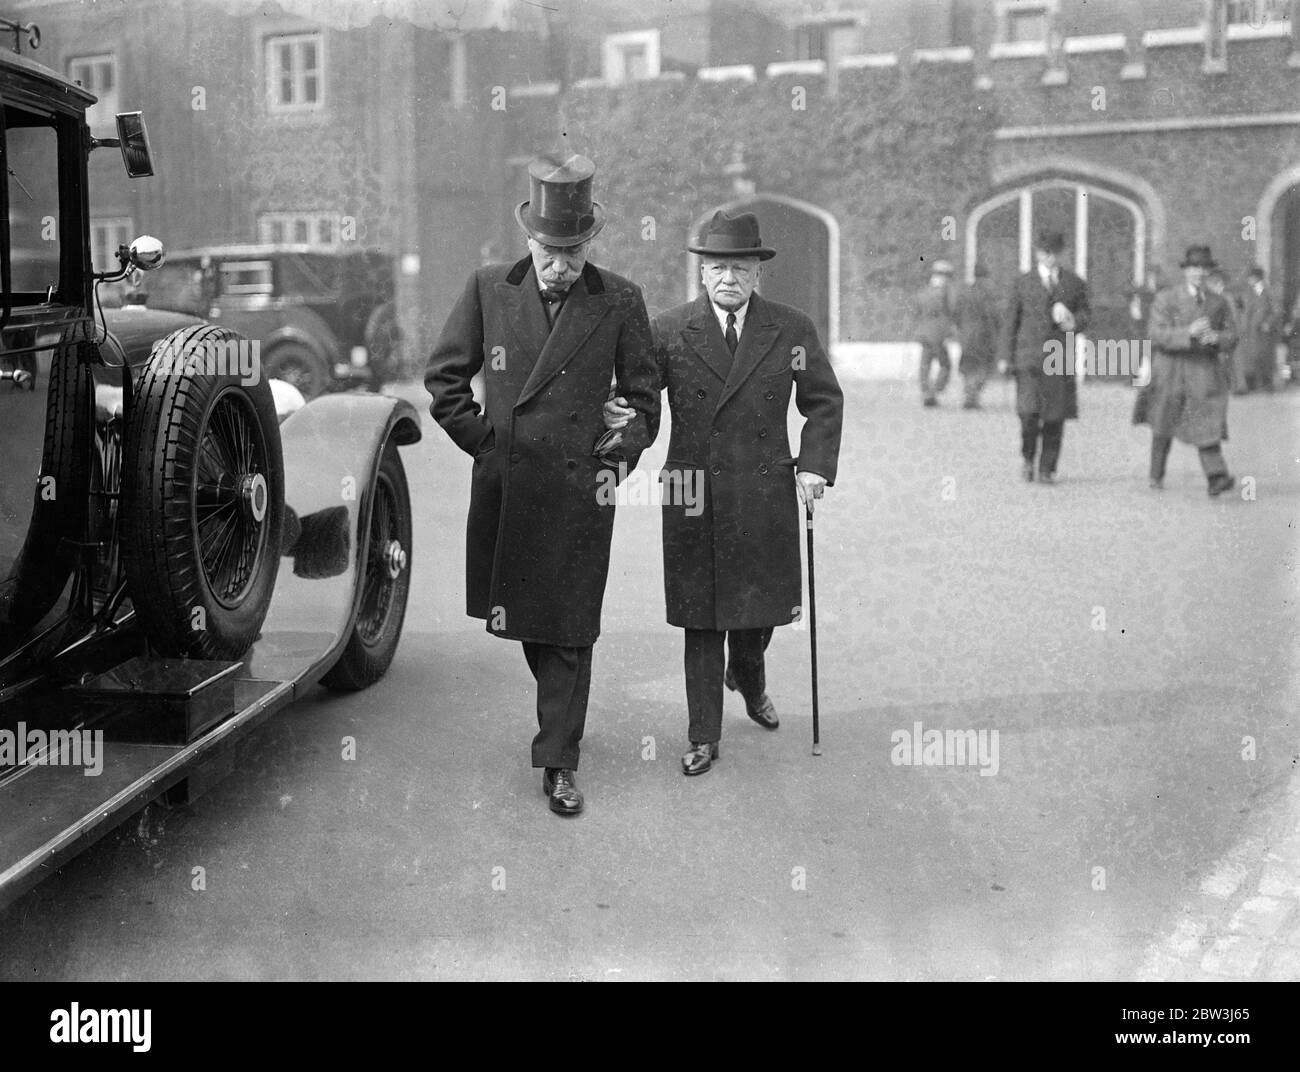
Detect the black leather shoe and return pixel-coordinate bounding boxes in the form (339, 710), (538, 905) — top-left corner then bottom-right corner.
(1149, 476), (1164, 490)
(725, 667), (779, 729)
(1207, 474), (1236, 497)
(542, 768), (583, 815)
(745, 695), (779, 729)
(681, 742), (719, 776)
(1021, 462), (1035, 482)
(1038, 470), (1056, 485)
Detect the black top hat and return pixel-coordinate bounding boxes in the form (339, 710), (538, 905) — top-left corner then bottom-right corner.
(1034, 229), (1066, 254)
(515, 153), (606, 247)
(1180, 245), (1217, 269)
(688, 210), (776, 261)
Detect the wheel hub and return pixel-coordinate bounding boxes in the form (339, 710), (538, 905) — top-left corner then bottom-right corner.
(383, 538), (407, 580)
(241, 472), (268, 523)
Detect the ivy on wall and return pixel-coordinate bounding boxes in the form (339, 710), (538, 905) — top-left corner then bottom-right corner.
(554, 62), (1000, 339)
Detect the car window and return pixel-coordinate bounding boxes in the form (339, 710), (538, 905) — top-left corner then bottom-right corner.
(219, 260), (274, 296)
(4, 107), (61, 296)
(280, 254), (338, 299)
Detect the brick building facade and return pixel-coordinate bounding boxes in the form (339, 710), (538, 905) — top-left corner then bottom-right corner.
(17, 0), (1300, 364)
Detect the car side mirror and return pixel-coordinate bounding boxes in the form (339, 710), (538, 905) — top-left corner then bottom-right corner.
(127, 235), (166, 272)
(115, 112), (155, 177)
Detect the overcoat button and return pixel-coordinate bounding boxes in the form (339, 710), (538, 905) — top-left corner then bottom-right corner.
(696, 389), (707, 399)
(569, 411), (578, 421)
(758, 464), (769, 475)
(710, 464), (721, 475)
(764, 391), (775, 400)
(567, 460), (577, 469)
(758, 428), (767, 438)
(711, 429), (720, 437)
(510, 452), (521, 463)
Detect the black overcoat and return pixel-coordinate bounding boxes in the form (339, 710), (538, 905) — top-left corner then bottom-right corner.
(999, 268), (1090, 423)
(424, 257), (659, 646)
(653, 293), (843, 631)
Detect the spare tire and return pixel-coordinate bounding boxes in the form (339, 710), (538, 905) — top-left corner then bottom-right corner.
(120, 325), (284, 659)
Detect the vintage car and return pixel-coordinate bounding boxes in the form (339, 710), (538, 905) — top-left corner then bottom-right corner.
(131, 244), (403, 399)
(0, 20), (418, 906)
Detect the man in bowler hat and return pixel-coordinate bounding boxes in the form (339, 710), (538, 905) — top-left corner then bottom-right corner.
(605, 210), (843, 775)
(998, 230), (1090, 484)
(424, 154), (660, 815)
(1143, 245), (1237, 494)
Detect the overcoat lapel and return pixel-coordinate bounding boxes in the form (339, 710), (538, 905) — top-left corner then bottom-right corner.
(516, 264), (611, 408)
(495, 260), (551, 364)
(679, 295), (733, 385)
(718, 293), (780, 411)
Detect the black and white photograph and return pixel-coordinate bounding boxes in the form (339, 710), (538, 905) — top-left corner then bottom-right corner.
(0, 0), (1297, 1009)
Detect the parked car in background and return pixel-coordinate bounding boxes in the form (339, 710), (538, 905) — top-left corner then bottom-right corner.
(137, 245), (402, 398)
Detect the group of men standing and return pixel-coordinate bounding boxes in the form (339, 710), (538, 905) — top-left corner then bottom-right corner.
(914, 230), (1251, 496)
(424, 154), (843, 816)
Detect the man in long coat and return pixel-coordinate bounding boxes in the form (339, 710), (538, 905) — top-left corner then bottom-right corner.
(1145, 245), (1237, 495)
(998, 229), (1090, 484)
(956, 262), (1000, 409)
(913, 260), (956, 407)
(1232, 266), (1277, 393)
(606, 210), (843, 776)
(424, 154), (659, 815)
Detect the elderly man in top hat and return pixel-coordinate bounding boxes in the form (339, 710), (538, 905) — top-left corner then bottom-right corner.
(914, 260), (957, 407)
(998, 229), (1090, 484)
(605, 210), (843, 775)
(1143, 245), (1237, 494)
(424, 153), (660, 816)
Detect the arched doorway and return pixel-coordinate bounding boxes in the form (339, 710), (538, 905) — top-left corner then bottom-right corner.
(688, 195), (839, 346)
(1257, 167), (1300, 324)
(966, 178), (1149, 347)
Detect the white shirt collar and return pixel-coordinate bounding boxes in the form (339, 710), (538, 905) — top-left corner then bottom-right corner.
(712, 300), (748, 337)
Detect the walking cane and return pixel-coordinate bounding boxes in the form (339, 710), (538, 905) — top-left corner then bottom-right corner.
(806, 499), (822, 756)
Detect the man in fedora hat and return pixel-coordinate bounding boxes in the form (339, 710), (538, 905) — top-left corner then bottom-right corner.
(914, 260), (956, 407)
(424, 153), (660, 816)
(1143, 245), (1237, 494)
(604, 209), (843, 776)
(998, 229), (1090, 484)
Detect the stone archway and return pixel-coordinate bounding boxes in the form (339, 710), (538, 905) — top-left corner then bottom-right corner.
(1256, 164), (1300, 320)
(688, 195), (840, 346)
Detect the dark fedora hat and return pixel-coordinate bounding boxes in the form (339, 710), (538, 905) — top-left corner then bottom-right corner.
(514, 153), (606, 247)
(1034, 229), (1066, 254)
(688, 210), (776, 261)
(1180, 245), (1217, 269)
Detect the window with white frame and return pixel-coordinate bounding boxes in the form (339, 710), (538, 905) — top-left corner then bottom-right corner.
(258, 210), (343, 247)
(602, 30), (659, 84)
(266, 32), (324, 112)
(90, 217), (133, 274)
(68, 54), (118, 134)
(1227, 0), (1292, 25)
(996, 0), (1056, 43)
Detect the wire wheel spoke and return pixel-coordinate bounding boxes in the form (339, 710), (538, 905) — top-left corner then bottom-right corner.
(195, 391), (267, 606)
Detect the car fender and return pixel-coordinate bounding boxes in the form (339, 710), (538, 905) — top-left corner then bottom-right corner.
(248, 393), (420, 691)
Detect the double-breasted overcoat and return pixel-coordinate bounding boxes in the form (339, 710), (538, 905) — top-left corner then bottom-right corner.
(1146, 284), (1237, 447)
(652, 293), (843, 632)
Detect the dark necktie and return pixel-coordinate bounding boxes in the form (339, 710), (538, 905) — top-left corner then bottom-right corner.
(1194, 287), (1204, 307)
(725, 312), (738, 356)
(540, 287), (566, 328)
